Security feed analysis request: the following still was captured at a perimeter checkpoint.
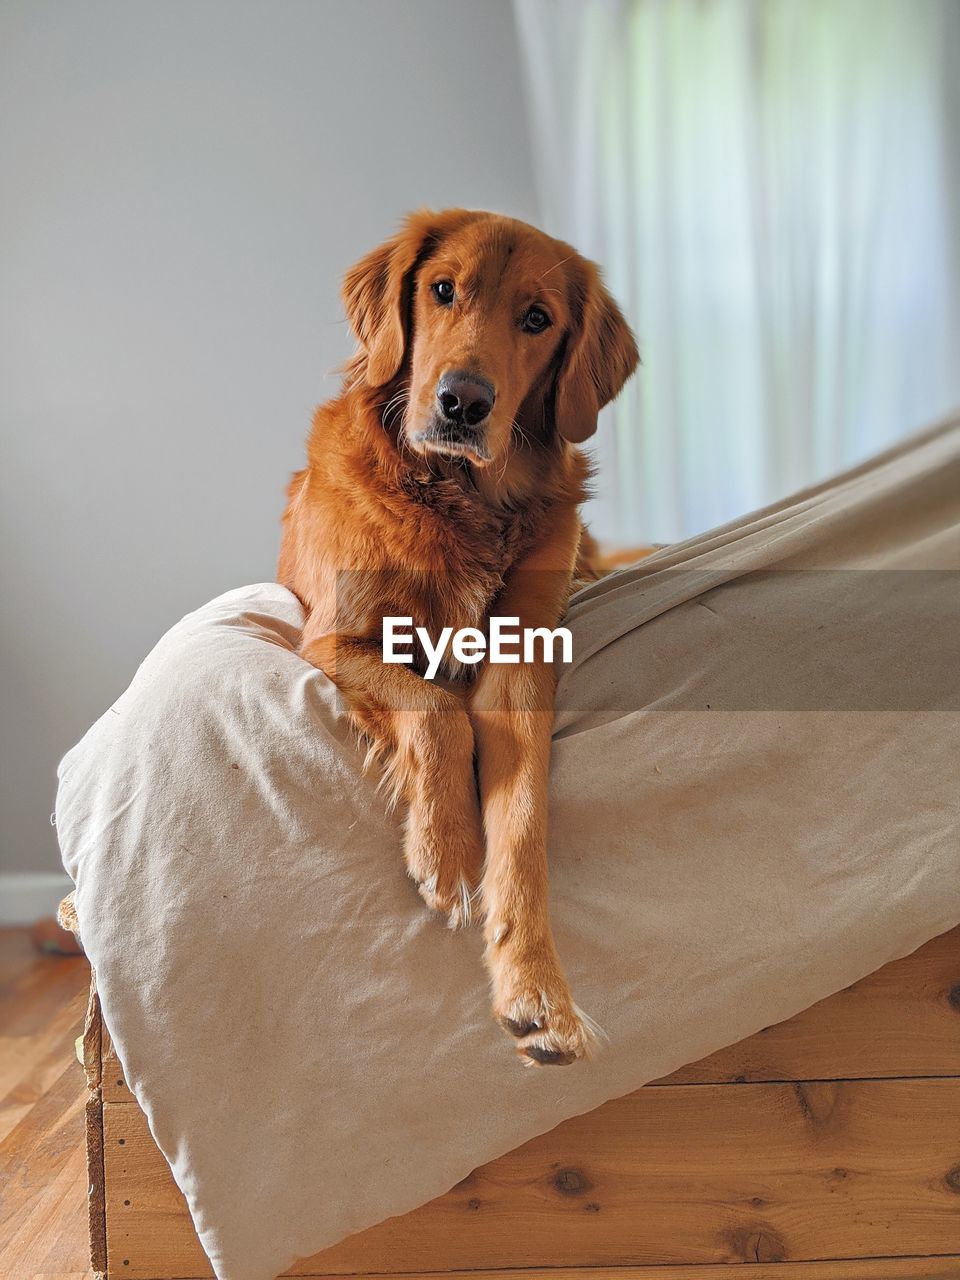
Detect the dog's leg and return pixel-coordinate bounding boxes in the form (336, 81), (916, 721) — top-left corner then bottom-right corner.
(470, 512), (595, 1066)
(303, 633), (483, 927)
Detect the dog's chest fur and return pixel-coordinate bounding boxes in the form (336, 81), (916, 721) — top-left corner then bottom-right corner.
(327, 464), (546, 681)
(284, 395), (582, 683)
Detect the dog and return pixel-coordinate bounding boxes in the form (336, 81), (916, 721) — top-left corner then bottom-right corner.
(278, 209), (638, 1065)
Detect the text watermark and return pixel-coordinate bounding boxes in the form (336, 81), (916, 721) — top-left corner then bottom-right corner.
(383, 616), (572, 680)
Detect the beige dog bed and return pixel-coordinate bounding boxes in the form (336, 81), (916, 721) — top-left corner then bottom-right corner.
(57, 416), (960, 1280)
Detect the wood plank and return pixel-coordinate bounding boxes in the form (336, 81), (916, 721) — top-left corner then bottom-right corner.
(81, 1264), (960, 1280)
(2, 924), (960, 1279)
(101, 1026), (127, 1104)
(318, 1266), (960, 1280)
(81, 978), (107, 1276)
(660, 926), (960, 1085)
(103, 1078), (960, 1279)
(98, 926), (960, 1105)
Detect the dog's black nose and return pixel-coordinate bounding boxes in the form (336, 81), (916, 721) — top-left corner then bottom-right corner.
(437, 371), (495, 428)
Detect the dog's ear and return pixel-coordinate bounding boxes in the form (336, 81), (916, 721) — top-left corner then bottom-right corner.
(342, 209), (477, 388)
(553, 260), (639, 444)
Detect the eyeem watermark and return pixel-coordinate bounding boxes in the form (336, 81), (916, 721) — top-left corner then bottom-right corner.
(384, 616), (573, 680)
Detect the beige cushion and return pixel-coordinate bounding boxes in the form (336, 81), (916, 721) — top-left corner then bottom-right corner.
(57, 415), (960, 1280)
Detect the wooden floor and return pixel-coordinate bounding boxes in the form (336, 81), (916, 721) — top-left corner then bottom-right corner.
(3, 925), (960, 1280)
(0, 928), (92, 1280)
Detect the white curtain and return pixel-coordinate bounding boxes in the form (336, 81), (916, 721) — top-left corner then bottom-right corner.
(514, 0), (960, 544)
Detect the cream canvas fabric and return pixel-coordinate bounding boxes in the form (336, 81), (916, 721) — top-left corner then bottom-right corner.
(57, 416), (960, 1280)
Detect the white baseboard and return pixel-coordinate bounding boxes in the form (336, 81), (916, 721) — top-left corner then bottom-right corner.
(0, 872), (74, 925)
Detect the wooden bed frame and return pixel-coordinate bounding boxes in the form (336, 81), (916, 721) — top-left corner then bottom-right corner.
(76, 928), (960, 1280)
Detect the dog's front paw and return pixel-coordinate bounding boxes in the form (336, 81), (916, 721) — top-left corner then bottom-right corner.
(488, 933), (601, 1066)
(404, 809), (483, 930)
(414, 868), (477, 930)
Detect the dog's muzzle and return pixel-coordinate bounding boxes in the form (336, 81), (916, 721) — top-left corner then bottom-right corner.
(412, 370), (496, 464)
(436, 370), (495, 427)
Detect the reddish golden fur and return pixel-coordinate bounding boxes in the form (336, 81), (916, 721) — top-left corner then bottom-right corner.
(279, 209), (638, 1065)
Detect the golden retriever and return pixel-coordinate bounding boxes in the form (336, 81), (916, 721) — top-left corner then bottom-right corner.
(279, 209), (638, 1065)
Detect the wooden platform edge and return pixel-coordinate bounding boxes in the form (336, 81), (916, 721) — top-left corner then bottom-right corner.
(76, 924), (960, 1280)
(96, 926), (960, 1102)
(111, 1260), (960, 1280)
(84, 967), (108, 1279)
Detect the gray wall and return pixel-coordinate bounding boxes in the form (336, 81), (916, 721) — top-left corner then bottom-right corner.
(0, 0), (539, 877)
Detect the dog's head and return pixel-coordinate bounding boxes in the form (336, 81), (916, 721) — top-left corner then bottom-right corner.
(342, 209), (638, 468)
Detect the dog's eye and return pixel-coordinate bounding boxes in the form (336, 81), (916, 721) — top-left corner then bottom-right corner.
(522, 305), (551, 334)
(432, 280), (455, 306)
